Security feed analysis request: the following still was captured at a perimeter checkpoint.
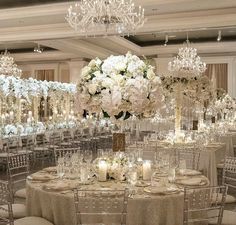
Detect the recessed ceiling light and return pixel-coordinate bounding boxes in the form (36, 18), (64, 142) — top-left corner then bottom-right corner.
(217, 30), (222, 42)
(168, 35), (176, 38)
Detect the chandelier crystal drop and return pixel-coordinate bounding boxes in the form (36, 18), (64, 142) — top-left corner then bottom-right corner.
(0, 50), (22, 77)
(65, 0), (145, 36)
(168, 44), (206, 77)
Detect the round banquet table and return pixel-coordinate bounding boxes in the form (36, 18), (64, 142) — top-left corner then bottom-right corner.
(26, 169), (209, 225)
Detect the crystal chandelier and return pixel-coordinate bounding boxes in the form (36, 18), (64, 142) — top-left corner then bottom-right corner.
(168, 41), (206, 77)
(0, 50), (22, 77)
(65, 0), (145, 35)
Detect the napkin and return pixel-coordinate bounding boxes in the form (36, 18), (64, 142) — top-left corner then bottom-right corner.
(178, 178), (203, 186)
(179, 169), (201, 176)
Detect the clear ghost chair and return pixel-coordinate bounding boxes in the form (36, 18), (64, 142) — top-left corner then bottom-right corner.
(54, 148), (80, 163)
(183, 186), (227, 225)
(0, 180), (54, 225)
(223, 156), (236, 191)
(176, 146), (201, 170)
(73, 188), (129, 225)
(7, 153), (29, 200)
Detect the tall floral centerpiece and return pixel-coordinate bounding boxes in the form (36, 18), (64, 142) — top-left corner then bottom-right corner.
(77, 52), (163, 147)
(166, 43), (207, 142)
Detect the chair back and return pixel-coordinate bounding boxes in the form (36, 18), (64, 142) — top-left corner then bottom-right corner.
(176, 146), (201, 170)
(5, 137), (20, 154)
(73, 188), (129, 225)
(54, 148), (80, 162)
(223, 156), (236, 191)
(0, 180), (14, 225)
(183, 186), (227, 225)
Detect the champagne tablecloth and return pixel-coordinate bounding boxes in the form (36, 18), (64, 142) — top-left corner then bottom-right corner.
(26, 172), (208, 225)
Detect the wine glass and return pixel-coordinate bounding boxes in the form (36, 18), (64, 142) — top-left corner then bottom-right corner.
(57, 157), (65, 180)
(83, 150), (93, 164)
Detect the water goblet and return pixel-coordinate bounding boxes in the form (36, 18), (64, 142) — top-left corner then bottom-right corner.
(57, 163), (65, 180)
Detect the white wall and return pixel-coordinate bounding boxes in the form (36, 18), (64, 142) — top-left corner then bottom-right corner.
(18, 60), (88, 83)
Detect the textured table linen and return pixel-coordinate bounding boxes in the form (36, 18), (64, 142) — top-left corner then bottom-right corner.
(26, 172), (207, 225)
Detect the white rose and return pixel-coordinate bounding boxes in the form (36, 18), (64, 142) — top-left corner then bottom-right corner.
(88, 83), (98, 95)
(81, 66), (91, 79)
(88, 60), (96, 67)
(147, 68), (156, 80)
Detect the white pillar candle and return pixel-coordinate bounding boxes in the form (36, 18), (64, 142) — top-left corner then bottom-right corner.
(98, 160), (107, 182)
(143, 160), (152, 181)
(168, 168), (176, 183)
(9, 111), (14, 121)
(28, 111), (32, 118)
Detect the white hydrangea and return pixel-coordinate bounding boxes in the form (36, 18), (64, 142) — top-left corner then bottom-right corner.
(77, 52), (164, 119)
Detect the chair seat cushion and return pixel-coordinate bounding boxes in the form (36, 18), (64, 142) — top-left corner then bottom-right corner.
(217, 163), (224, 169)
(34, 147), (49, 151)
(47, 145), (58, 149)
(15, 216), (54, 225)
(18, 150), (33, 154)
(212, 193), (236, 204)
(14, 188), (26, 199)
(0, 203), (26, 219)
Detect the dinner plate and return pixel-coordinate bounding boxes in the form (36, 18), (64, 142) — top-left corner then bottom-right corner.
(43, 167), (57, 173)
(135, 181), (150, 187)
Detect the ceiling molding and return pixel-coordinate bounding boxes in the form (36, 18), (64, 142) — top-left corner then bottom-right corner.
(13, 50), (78, 62)
(106, 36), (141, 55)
(36, 39), (118, 59)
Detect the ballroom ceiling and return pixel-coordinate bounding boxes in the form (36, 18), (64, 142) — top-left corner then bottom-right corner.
(0, 0), (74, 9)
(0, 0), (236, 60)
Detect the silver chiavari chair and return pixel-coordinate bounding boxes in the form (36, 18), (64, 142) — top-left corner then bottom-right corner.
(7, 153), (29, 200)
(73, 188), (129, 225)
(183, 186), (227, 225)
(0, 180), (54, 225)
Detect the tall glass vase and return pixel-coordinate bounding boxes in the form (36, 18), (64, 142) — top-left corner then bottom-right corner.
(174, 84), (183, 142)
(112, 119), (125, 152)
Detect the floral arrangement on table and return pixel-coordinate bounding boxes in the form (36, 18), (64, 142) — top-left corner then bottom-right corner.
(214, 93), (236, 115)
(93, 152), (129, 181)
(160, 75), (214, 103)
(77, 52), (164, 120)
(0, 75), (76, 101)
(3, 122), (46, 136)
